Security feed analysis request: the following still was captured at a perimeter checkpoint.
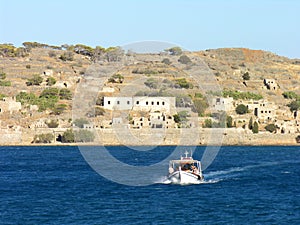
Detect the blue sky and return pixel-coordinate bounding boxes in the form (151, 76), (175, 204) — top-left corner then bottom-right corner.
(0, 0), (299, 58)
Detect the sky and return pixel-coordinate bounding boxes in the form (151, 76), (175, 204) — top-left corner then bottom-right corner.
(0, 0), (299, 58)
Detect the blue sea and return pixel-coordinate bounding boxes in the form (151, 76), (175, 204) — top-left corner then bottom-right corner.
(0, 146), (299, 224)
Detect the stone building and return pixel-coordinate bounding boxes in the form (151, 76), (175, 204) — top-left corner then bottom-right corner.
(0, 97), (22, 114)
(264, 79), (278, 90)
(236, 99), (277, 123)
(211, 97), (234, 112)
(131, 112), (175, 129)
(102, 96), (176, 113)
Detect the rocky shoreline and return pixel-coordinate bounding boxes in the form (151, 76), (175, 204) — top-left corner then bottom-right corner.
(0, 128), (299, 146)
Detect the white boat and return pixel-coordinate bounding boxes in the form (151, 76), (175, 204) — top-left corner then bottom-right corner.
(167, 151), (204, 184)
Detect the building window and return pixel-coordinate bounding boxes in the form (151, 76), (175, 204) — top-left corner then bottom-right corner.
(108, 101), (111, 105)
(136, 101), (139, 105)
(117, 101), (120, 105)
(157, 101), (159, 105)
(146, 101), (148, 105)
(261, 111), (263, 113)
(269, 111), (271, 113)
(127, 101), (130, 104)
(162, 102), (165, 105)
(151, 101), (154, 105)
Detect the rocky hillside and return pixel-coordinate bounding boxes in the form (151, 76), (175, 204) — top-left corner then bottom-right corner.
(0, 43), (299, 145)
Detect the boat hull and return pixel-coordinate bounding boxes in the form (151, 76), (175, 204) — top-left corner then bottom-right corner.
(167, 171), (203, 184)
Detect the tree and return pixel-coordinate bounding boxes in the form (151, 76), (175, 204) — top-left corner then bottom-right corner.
(46, 77), (56, 86)
(73, 44), (94, 56)
(235, 104), (248, 114)
(242, 72), (250, 80)
(26, 75), (43, 86)
(166, 47), (182, 55)
(252, 121), (259, 133)
(226, 116), (233, 128)
(178, 55), (192, 64)
(248, 117), (253, 130)
(61, 129), (75, 143)
(265, 124), (277, 133)
(296, 135), (300, 143)
(105, 47), (124, 62)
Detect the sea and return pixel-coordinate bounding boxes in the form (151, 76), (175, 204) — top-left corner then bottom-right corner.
(0, 146), (299, 224)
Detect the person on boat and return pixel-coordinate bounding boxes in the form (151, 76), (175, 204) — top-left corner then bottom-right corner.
(191, 165), (198, 174)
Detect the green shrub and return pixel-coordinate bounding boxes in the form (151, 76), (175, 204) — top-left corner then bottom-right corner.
(59, 88), (72, 100)
(287, 100), (300, 111)
(235, 104), (248, 114)
(32, 133), (54, 143)
(178, 55), (192, 64)
(0, 93), (6, 100)
(0, 80), (11, 86)
(61, 129), (75, 143)
(265, 124), (277, 133)
(46, 77), (56, 86)
(144, 78), (159, 89)
(52, 104), (67, 115)
(26, 75), (43, 86)
(46, 120), (59, 128)
(59, 51), (74, 61)
(193, 99), (209, 116)
(40, 88), (59, 99)
(203, 119), (212, 128)
(282, 91), (298, 99)
(73, 118), (89, 128)
(108, 74), (124, 83)
(74, 130), (95, 142)
(162, 58), (171, 65)
(0, 72), (6, 80)
(222, 90), (263, 100)
(242, 72), (250, 80)
(16, 92), (38, 105)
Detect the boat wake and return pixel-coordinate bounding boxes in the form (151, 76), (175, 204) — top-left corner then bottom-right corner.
(157, 162), (280, 185)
